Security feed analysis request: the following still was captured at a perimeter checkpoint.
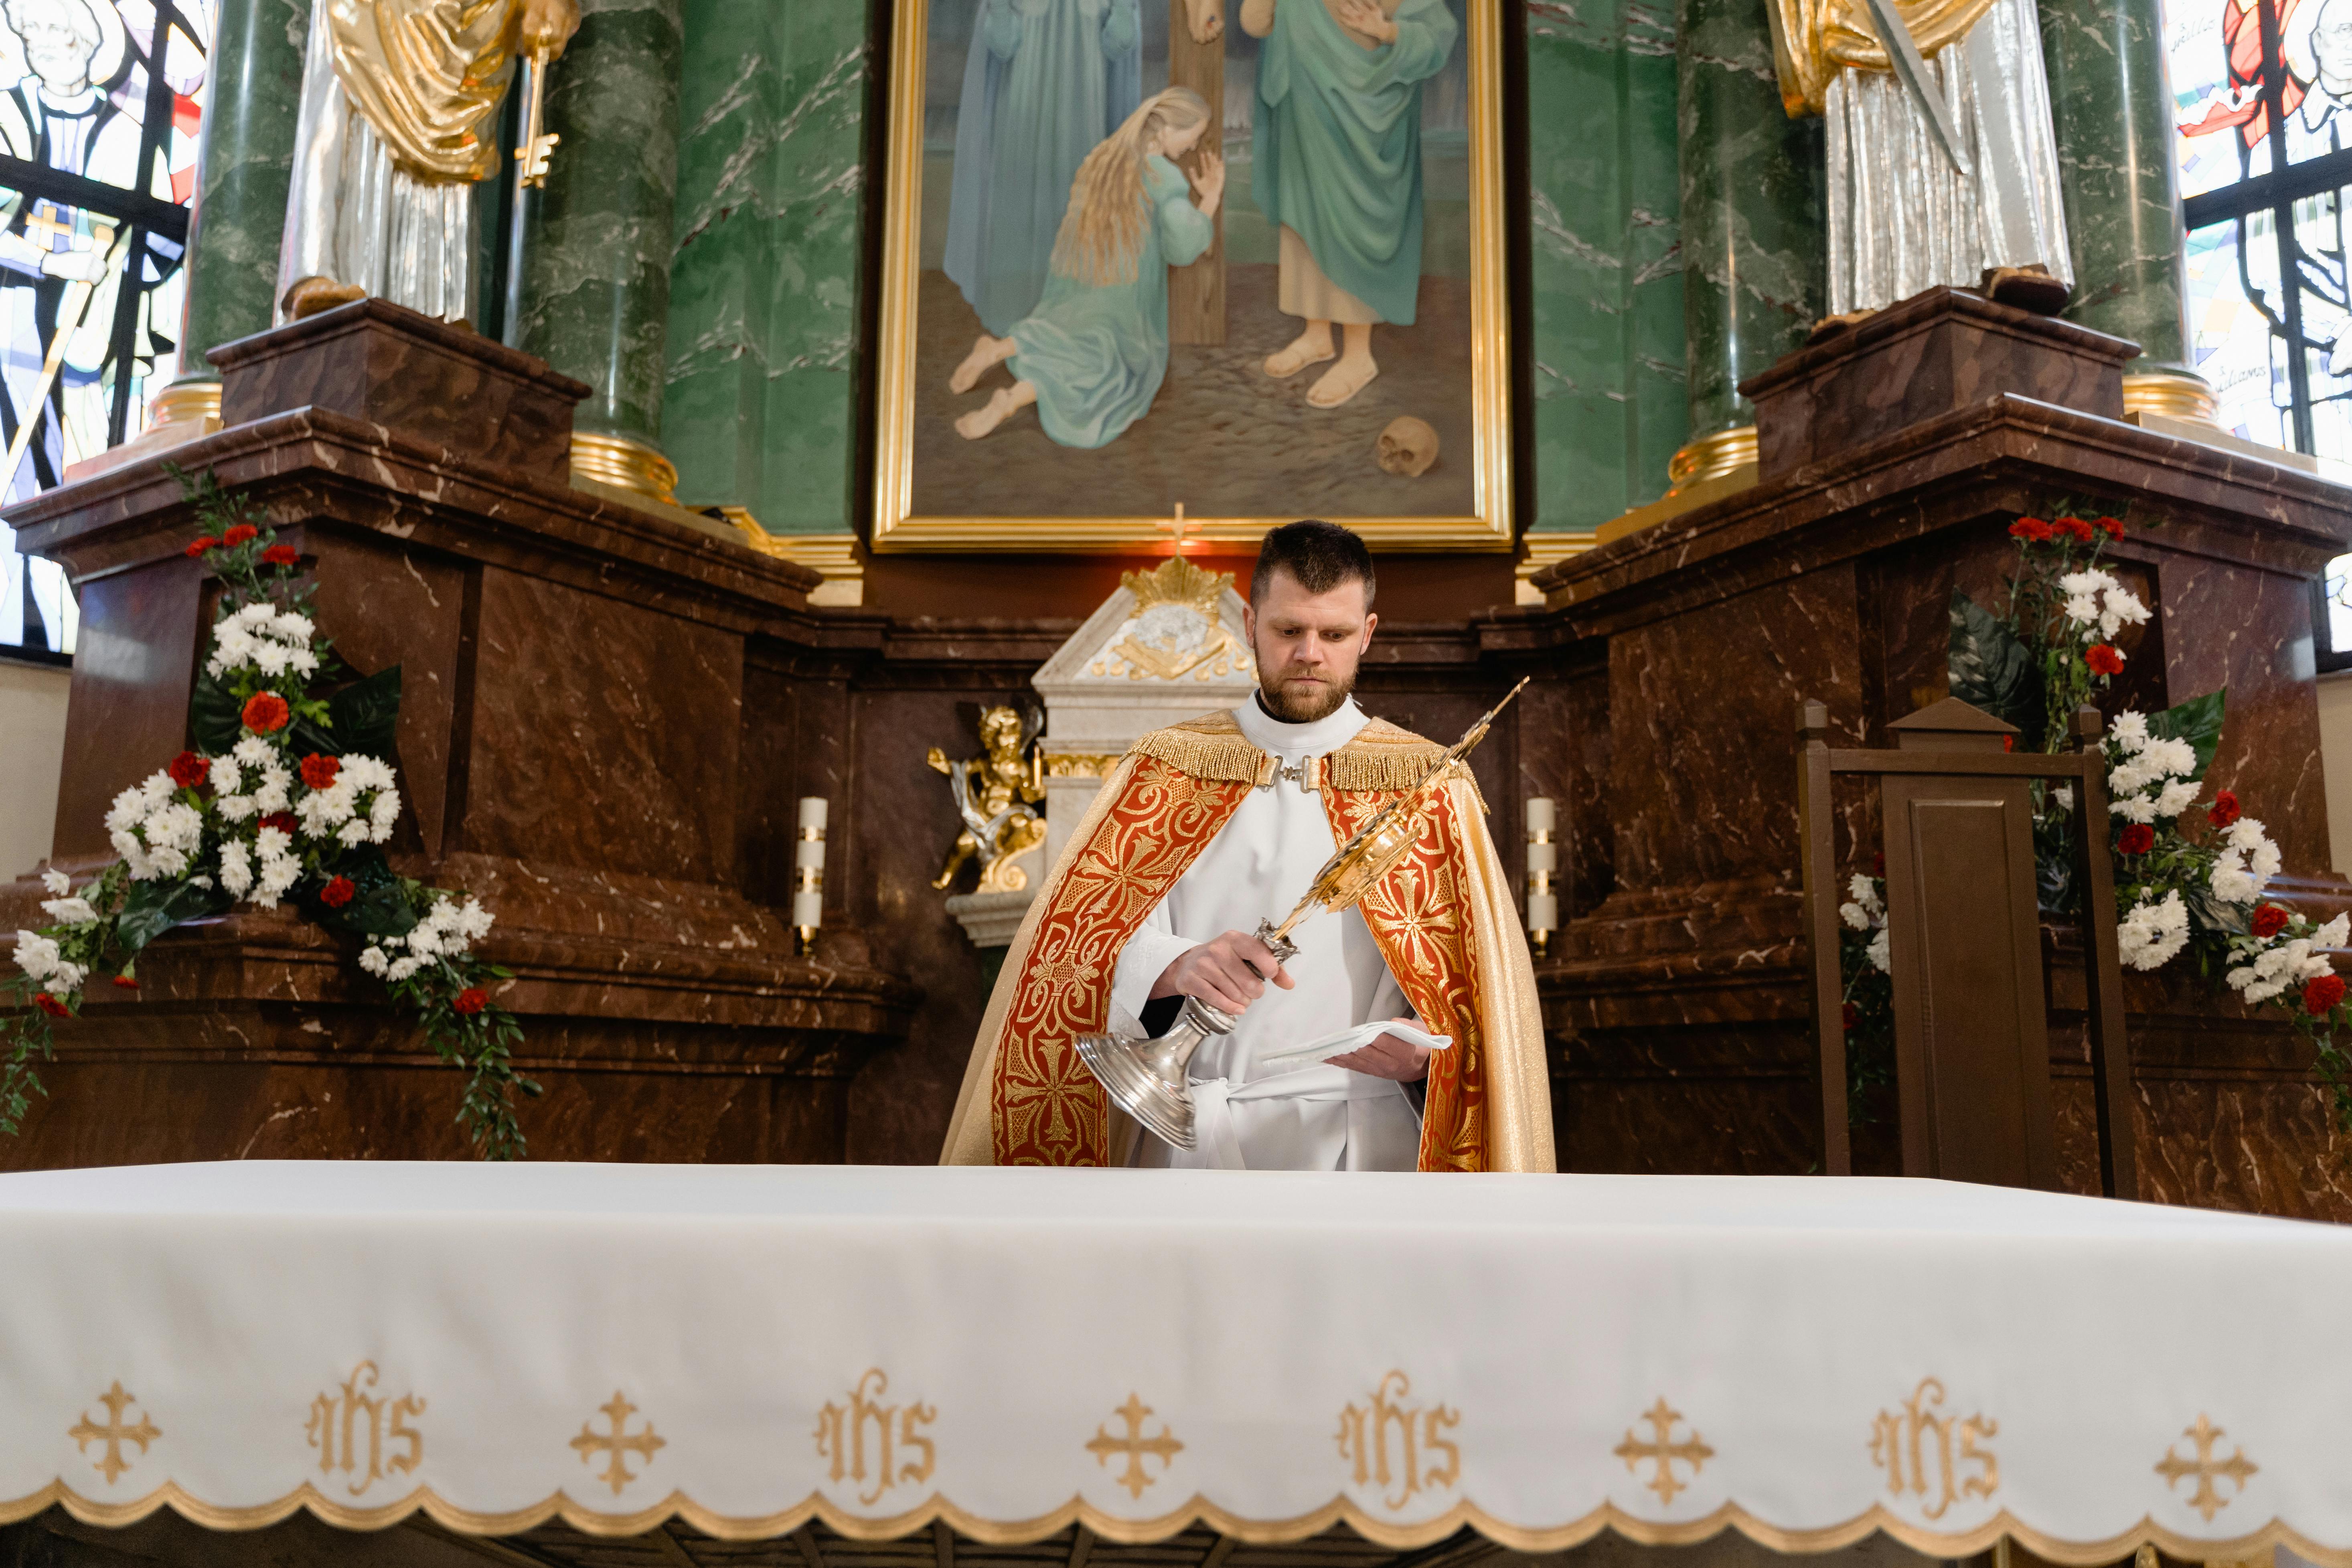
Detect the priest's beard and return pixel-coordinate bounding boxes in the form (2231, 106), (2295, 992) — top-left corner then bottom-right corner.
(1256, 664), (1357, 724)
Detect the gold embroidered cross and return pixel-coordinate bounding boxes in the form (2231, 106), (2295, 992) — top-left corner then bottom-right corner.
(1613, 1398), (1714, 1505)
(570, 1391), (666, 1495)
(1086, 1393), (1183, 1498)
(69, 1382), (159, 1484)
(2156, 1415), (2257, 1521)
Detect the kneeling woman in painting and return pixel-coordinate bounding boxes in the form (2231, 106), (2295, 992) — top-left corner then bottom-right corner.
(948, 87), (1223, 446)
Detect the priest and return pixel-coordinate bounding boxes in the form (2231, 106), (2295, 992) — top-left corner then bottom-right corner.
(942, 521), (1552, 1172)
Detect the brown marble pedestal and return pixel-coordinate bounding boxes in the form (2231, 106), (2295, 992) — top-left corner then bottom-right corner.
(0, 300), (918, 1166)
(1513, 288), (2352, 1216)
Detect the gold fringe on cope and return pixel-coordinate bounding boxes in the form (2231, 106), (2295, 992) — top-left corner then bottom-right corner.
(1124, 713), (1465, 796)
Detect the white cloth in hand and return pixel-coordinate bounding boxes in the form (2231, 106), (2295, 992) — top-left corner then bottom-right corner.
(1258, 1018), (1453, 1069)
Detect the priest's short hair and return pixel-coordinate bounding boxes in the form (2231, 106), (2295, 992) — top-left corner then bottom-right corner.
(1252, 519), (1376, 609)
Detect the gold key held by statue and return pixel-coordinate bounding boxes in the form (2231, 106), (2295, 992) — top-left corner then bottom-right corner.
(515, 46), (559, 188)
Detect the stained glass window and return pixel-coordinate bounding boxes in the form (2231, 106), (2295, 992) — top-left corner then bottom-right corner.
(2166, 0), (2352, 666)
(0, 0), (212, 662)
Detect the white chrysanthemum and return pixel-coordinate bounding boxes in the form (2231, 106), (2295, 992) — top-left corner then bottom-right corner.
(2228, 817), (2269, 852)
(39, 896), (97, 926)
(39, 868), (69, 896)
(252, 643), (290, 677)
(2059, 569), (2114, 598)
(385, 956), (423, 983)
(341, 755), (397, 792)
(43, 959), (86, 996)
(1839, 901), (1870, 931)
(2118, 890), (2190, 970)
(289, 648), (319, 676)
(358, 944), (390, 977)
(233, 602), (276, 628)
(2141, 736), (2197, 779)
(217, 839), (253, 897)
(297, 782), (357, 837)
(2110, 711), (2150, 748)
(217, 794), (255, 824)
(2112, 793), (2157, 825)
(336, 819), (370, 847)
(271, 611), (314, 642)
(1866, 928), (1891, 972)
(251, 762), (292, 814)
(232, 734), (274, 766)
(2319, 914), (2351, 949)
(2064, 592), (2100, 625)
(2154, 779), (2200, 818)
(2099, 587), (2151, 639)
(209, 754), (242, 794)
(368, 789), (399, 841)
(2211, 849), (2258, 906)
(456, 899), (492, 941)
(13, 931), (60, 980)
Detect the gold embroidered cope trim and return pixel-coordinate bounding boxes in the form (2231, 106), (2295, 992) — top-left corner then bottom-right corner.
(1126, 713), (1461, 795)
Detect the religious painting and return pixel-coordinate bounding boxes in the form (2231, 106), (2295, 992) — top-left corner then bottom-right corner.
(870, 0), (1509, 551)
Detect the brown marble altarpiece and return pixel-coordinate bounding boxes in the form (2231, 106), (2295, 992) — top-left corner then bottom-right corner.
(5, 290), (2352, 1221)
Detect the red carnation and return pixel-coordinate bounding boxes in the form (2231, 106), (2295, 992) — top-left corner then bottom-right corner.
(1841, 1001), (1858, 1032)
(2095, 516), (2125, 540)
(320, 875), (357, 908)
(2253, 903), (2291, 939)
(2008, 517), (2054, 542)
(2209, 790), (2241, 829)
(453, 987), (488, 1016)
(167, 750), (208, 788)
(300, 753), (340, 790)
(259, 811), (297, 836)
(260, 543), (300, 568)
(2305, 972), (2346, 1016)
(1872, 852), (1886, 877)
(2057, 515), (2097, 543)
(2117, 823), (2155, 856)
(222, 523), (258, 547)
(34, 993), (68, 1017)
(184, 535), (220, 558)
(241, 692), (290, 733)
(2085, 644), (2125, 676)
(111, 974), (138, 989)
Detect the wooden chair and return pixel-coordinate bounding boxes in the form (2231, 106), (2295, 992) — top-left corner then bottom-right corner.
(1795, 697), (2137, 1198)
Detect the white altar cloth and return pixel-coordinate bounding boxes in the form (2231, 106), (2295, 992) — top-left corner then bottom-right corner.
(1, 1162), (2348, 1561)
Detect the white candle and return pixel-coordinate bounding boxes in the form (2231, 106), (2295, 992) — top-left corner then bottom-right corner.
(1525, 796), (1556, 835)
(793, 797), (828, 931)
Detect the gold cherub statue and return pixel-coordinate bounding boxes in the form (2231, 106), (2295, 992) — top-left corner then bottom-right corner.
(926, 706), (1047, 894)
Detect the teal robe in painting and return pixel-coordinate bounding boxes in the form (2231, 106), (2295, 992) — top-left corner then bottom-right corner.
(1252, 0), (1458, 326)
(1007, 155), (1213, 449)
(944, 0), (1144, 336)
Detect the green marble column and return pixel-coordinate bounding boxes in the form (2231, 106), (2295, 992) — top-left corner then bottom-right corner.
(174, 0), (308, 386)
(515, 0), (684, 476)
(2041, 0), (2193, 372)
(664, 2), (868, 529)
(1525, 0), (1689, 533)
(1676, 0), (1823, 444)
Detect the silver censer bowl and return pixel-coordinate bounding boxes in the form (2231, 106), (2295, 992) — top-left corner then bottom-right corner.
(1072, 932), (1296, 1152)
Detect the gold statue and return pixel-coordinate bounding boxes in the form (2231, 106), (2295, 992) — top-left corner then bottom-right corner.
(926, 706), (1047, 895)
(276, 0), (581, 322)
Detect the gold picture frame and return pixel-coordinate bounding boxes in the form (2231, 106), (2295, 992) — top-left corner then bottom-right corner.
(870, 0), (1512, 553)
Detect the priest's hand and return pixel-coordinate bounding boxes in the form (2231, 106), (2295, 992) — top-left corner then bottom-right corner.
(1151, 930), (1294, 1015)
(1331, 1017), (1430, 1081)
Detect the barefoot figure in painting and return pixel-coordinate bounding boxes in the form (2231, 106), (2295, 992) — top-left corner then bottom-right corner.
(949, 87), (1224, 444)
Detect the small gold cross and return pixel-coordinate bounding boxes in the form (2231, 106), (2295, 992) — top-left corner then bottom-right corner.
(1085, 1393), (1183, 1498)
(1613, 1397), (1714, 1505)
(2155, 1414), (2258, 1521)
(1158, 502), (1192, 553)
(68, 1381), (160, 1484)
(569, 1391), (666, 1495)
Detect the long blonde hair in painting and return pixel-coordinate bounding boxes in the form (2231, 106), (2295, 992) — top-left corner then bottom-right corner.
(1048, 87), (1212, 288)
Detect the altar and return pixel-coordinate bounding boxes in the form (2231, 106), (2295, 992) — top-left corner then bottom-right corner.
(2, 1163), (2348, 1568)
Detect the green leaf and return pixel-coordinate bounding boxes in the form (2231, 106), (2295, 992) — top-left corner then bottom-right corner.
(2146, 689), (2227, 784)
(113, 877), (233, 954)
(329, 665), (402, 760)
(1947, 591), (2044, 742)
(189, 669), (240, 753)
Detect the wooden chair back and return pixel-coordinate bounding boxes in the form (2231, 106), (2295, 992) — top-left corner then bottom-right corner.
(1795, 698), (2137, 1198)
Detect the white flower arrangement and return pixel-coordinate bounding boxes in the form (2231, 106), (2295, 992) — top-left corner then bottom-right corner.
(2116, 889), (2190, 971)
(2056, 569), (2151, 644)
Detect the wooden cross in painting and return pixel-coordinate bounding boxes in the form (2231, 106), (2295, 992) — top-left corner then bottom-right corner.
(1170, 0), (1226, 344)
